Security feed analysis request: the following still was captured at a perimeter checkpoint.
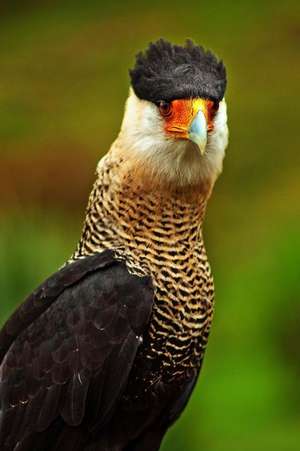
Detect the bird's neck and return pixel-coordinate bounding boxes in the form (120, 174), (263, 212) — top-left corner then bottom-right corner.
(73, 142), (210, 272)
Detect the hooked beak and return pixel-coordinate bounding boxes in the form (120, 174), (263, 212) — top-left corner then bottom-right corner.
(188, 109), (207, 155)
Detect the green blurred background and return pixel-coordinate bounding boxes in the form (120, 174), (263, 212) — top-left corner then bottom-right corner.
(0, 1), (299, 450)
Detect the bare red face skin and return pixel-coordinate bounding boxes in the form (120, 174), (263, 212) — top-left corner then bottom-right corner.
(159, 98), (218, 139)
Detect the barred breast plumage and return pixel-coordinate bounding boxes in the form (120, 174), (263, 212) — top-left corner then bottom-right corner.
(72, 143), (214, 384)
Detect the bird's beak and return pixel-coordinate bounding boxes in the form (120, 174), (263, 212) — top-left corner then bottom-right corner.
(188, 108), (207, 155)
(164, 98), (210, 155)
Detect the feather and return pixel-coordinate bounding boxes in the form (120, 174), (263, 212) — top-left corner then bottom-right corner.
(130, 39), (226, 103)
(0, 251), (154, 449)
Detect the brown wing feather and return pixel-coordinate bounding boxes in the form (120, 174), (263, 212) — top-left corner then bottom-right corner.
(0, 251), (153, 450)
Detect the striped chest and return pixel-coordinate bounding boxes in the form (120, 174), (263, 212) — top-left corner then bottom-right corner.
(73, 151), (214, 378)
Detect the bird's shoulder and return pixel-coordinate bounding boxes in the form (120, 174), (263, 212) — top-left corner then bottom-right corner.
(0, 250), (153, 361)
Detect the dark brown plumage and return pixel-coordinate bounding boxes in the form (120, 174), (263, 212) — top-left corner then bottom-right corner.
(0, 251), (156, 450)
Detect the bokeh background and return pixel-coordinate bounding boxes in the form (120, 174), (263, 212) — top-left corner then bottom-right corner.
(1, 1), (299, 450)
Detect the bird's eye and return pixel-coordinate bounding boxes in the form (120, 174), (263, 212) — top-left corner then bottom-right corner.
(159, 101), (172, 117)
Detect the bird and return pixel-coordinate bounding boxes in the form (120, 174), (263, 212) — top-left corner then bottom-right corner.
(0, 39), (228, 451)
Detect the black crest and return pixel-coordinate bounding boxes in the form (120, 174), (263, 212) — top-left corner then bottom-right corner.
(129, 39), (227, 104)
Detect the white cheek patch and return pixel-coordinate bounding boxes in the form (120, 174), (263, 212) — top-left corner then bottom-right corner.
(205, 100), (228, 176)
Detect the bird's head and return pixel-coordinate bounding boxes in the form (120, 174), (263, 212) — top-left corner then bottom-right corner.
(118, 39), (228, 191)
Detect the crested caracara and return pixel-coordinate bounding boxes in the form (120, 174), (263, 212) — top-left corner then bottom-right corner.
(0, 39), (228, 451)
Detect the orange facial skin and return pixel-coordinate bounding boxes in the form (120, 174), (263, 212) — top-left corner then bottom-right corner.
(160, 98), (217, 138)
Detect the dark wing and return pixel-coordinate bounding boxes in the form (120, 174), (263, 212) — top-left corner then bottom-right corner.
(0, 250), (153, 450)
